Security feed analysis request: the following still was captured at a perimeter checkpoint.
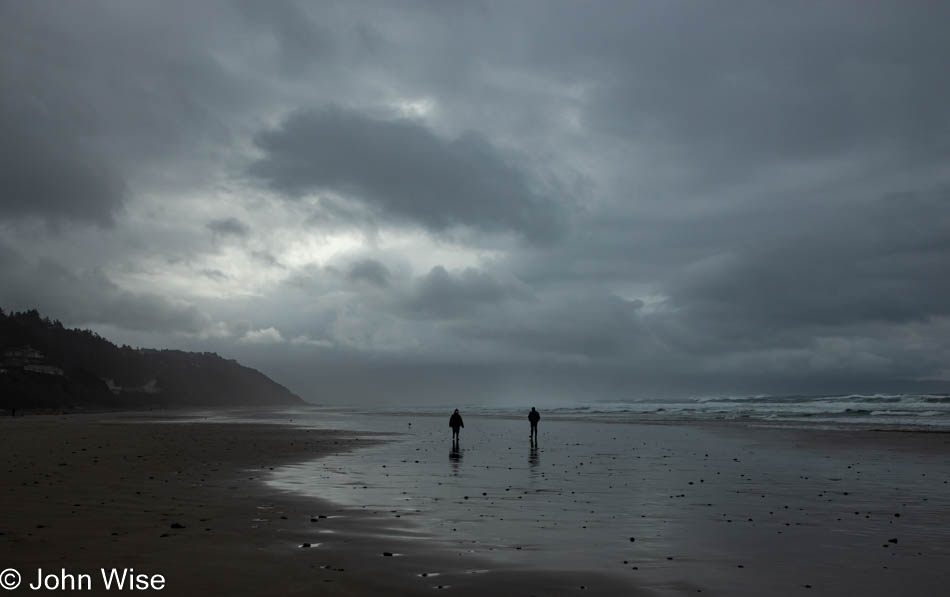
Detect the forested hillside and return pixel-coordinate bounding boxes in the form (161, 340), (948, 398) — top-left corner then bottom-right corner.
(0, 309), (304, 410)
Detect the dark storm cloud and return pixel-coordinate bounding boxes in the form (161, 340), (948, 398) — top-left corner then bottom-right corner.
(200, 269), (228, 281)
(453, 293), (645, 360)
(403, 266), (532, 320)
(500, 183), (950, 384)
(661, 188), (950, 345)
(231, 0), (331, 72)
(575, 2), (950, 186)
(248, 106), (564, 242)
(0, 3), (124, 225)
(0, 110), (126, 225)
(0, 1), (246, 224)
(0, 252), (217, 335)
(347, 259), (391, 288)
(247, 251), (284, 269)
(207, 217), (251, 238)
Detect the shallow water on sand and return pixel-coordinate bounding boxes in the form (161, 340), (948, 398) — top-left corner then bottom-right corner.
(268, 410), (950, 596)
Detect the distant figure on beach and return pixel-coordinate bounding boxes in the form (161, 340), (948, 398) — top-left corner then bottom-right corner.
(449, 409), (464, 442)
(528, 407), (540, 441)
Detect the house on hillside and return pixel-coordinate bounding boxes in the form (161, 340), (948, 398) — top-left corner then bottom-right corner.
(0, 346), (64, 376)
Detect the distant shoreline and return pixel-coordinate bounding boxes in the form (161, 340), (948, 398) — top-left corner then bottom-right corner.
(6, 405), (950, 434)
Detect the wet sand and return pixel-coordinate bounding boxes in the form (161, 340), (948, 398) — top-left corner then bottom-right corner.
(270, 412), (950, 596)
(0, 414), (637, 596)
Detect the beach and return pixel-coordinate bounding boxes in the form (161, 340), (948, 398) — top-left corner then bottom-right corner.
(0, 413), (636, 596)
(2, 410), (949, 596)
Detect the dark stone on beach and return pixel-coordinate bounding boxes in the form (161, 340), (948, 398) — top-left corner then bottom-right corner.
(383, 552), (393, 556)
(301, 543), (311, 548)
(159, 533), (169, 538)
(888, 538), (898, 544)
(170, 522), (185, 529)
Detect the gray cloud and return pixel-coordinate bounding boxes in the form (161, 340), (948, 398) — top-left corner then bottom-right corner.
(231, 0), (331, 73)
(452, 292), (645, 360)
(0, 1), (249, 224)
(200, 268), (228, 281)
(250, 251), (284, 268)
(0, 252), (219, 336)
(665, 188), (950, 333)
(403, 266), (532, 320)
(207, 217), (251, 238)
(0, 111), (126, 225)
(577, 2), (950, 188)
(248, 106), (565, 242)
(347, 259), (391, 288)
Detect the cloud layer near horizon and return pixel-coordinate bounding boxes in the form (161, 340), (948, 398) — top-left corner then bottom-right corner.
(2, 1), (949, 404)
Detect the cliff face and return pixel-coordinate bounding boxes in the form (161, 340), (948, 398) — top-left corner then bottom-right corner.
(0, 309), (305, 410)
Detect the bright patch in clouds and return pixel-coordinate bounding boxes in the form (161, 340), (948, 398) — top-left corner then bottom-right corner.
(240, 327), (284, 344)
(392, 97), (436, 118)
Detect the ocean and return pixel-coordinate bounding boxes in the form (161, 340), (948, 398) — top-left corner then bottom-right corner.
(364, 393), (950, 431)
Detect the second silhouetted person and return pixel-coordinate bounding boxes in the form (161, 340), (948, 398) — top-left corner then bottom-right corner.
(528, 407), (540, 441)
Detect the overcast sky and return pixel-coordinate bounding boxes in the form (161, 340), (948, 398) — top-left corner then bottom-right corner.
(2, 1), (949, 405)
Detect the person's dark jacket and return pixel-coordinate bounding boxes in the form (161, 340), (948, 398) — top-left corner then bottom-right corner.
(449, 412), (464, 430)
(528, 410), (540, 425)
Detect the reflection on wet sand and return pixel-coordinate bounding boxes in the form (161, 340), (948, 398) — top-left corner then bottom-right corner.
(449, 442), (462, 475)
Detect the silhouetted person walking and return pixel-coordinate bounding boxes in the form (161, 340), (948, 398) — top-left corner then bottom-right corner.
(449, 409), (464, 442)
(528, 407), (540, 442)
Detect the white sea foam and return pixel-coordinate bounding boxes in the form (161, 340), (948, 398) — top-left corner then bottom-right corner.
(357, 393), (950, 431)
